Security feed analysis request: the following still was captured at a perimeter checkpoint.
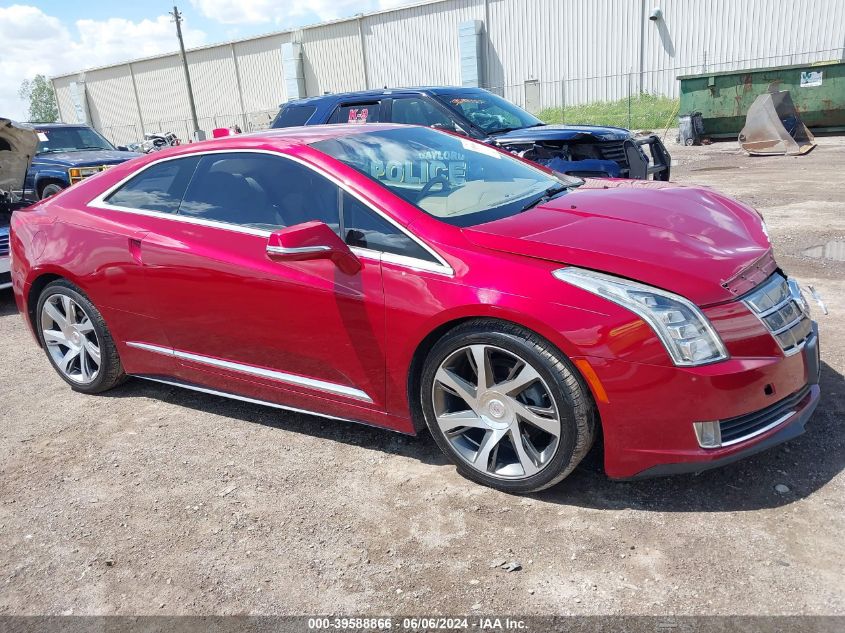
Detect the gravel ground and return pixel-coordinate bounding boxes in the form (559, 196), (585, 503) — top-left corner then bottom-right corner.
(1, 135), (844, 617)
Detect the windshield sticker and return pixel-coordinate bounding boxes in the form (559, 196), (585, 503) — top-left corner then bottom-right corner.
(369, 150), (467, 188)
(451, 98), (483, 105)
(347, 108), (370, 123)
(37, 132), (49, 142)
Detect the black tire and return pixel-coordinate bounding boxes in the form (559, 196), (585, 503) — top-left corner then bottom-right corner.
(36, 280), (126, 394)
(39, 182), (65, 199)
(420, 319), (596, 493)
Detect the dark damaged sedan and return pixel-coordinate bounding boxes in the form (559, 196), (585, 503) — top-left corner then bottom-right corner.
(271, 86), (671, 180)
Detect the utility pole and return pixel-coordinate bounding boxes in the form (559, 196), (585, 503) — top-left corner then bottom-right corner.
(170, 5), (202, 140)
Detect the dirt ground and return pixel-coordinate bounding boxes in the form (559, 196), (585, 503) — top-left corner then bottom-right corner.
(1, 135), (843, 617)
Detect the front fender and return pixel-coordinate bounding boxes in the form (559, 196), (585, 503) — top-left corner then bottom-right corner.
(30, 166), (70, 197)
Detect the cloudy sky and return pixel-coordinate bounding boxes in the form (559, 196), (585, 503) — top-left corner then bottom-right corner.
(1, 0), (413, 119)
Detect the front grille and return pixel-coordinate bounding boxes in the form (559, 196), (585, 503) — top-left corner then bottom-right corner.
(743, 272), (812, 355)
(719, 385), (811, 445)
(598, 141), (627, 162)
(0, 230), (9, 257)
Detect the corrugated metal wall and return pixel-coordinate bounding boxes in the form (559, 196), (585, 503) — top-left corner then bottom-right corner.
(302, 21), (366, 94)
(52, 0), (845, 143)
(362, 0), (484, 89)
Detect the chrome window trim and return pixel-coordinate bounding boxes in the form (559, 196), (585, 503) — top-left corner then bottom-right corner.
(350, 246), (380, 261)
(88, 148), (454, 276)
(126, 341), (373, 403)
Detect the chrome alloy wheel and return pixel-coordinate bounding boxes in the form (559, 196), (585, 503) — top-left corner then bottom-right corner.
(40, 294), (101, 384)
(431, 344), (561, 480)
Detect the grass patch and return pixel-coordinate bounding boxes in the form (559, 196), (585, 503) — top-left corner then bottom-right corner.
(538, 94), (679, 131)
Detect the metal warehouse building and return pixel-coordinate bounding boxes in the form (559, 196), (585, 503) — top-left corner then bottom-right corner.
(52, 0), (845, 145)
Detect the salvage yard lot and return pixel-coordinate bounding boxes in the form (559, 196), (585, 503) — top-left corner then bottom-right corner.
(1, 137), (844, 615)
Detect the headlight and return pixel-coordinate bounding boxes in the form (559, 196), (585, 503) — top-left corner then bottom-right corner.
(554, 267), (729, 366)
(68, 167), (100, 180)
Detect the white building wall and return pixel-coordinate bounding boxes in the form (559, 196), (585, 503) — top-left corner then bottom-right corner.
(233, 33), (291, 130)
(52, 76), (78, 125)
(131, 54), (193, 139)
(362, 0), (484, 89)
(84, 65), (143, 145)
(51, 0), (845, 141)
(302, 20), (367, 95)
(641, 0), (845, 99)
(486, 0), (643, 108)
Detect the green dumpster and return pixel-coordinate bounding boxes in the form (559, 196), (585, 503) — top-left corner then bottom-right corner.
(678, 60), (845, 138)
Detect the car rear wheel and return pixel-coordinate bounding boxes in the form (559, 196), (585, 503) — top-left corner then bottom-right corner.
(421, 320), (596, 493)
(36, 280), (125, 394)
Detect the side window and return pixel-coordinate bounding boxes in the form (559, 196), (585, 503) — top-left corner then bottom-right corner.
(105, 156), (200, 213)
(331, 102), (381, 124)
(178, 153), (340, 232)
(273, 105), (316, 128)
(391, 98), (454, 128)
(342, 192), (436, 262)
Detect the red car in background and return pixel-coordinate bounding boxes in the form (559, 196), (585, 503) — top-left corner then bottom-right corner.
(9, 124), (820, 492)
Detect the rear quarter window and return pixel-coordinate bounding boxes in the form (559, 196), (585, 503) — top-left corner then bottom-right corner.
(104, 156), (200, 214)
(273, 106), (317, 128)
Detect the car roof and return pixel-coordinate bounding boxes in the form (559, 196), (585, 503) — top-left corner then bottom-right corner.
(28, 122), (92, 129)
(281, 86), (491, 107)
(149, 123), (411, 156)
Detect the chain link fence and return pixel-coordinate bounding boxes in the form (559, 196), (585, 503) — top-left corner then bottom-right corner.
(101, 109), (277, 148)
(101, 48), (842, 145)
(483, 48), (843, 132)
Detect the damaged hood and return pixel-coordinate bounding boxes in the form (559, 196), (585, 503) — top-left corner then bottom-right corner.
(489, 124), (632, 145)
(0, 118), (38, 196)
(462, 179), (772, 306)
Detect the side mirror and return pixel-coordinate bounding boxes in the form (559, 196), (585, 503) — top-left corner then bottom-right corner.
(117, 145), (129, 151)
(266, 221), (361, 274)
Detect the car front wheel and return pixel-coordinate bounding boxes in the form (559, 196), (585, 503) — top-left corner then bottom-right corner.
(36, 280), (126, 394)
(421, 320), (596, 493)
(40, 182), (65, 199)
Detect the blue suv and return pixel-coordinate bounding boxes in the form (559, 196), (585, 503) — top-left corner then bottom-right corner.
(24, 123), (141, 200)
(271, 87), (670, 180)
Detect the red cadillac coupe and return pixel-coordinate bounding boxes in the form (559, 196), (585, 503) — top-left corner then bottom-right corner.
(9, 124), (820, 492)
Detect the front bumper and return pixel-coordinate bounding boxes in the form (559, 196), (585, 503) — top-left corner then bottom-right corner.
(629, 383), (819, 478)
(583, 323), (821, 479)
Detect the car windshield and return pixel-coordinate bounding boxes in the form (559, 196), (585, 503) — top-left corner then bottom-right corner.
(311, 127), (565, 228)
(437, 92), (543, 135)
(36, 127), (114, 153)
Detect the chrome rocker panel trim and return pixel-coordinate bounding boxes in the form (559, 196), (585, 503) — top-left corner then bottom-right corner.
(132, 375), (376, 426)
(126, 341), (373, 403)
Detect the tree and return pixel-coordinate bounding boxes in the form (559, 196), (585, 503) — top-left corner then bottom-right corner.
(18, 74), (59, 123)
